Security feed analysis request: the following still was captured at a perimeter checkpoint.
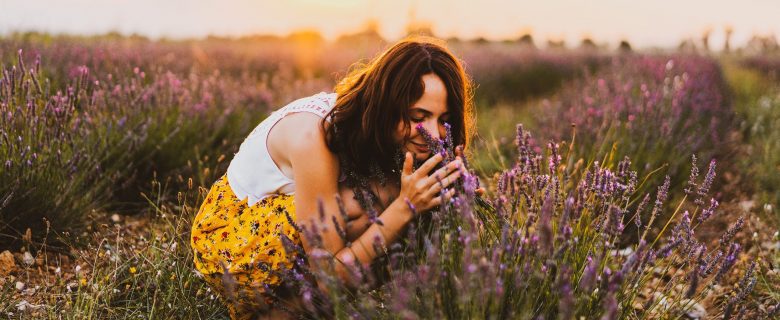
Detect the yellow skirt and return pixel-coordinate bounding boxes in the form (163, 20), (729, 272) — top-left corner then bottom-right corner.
(191, 174), (303, 319)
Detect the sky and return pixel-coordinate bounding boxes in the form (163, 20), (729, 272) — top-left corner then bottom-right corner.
(1, 0), (778, 49)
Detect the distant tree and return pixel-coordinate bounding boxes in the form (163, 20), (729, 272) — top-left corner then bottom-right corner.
(580, 37), (597, 51)
(517, 33), (535, 48)
(618, 40), (632, 53)
(239, 34), (283, 43)
(405, 22), (435, 37)
(336, 19), (386, 45)
(205, 34), (232, 42)
(724, 26), (734, 53)
(128, 33), (150, 42)
(471, 37), (490, 44)
(445, 36), (463, 44)
(678, 38), (698, 53)
(745, 34), (779, 54)
(701, 28), (712, 52)
(547, 39), (566, 50)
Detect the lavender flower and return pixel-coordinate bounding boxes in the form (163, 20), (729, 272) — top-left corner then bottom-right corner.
(714, 243), (741, 283)
(695, 159), (716, 205)
(684, 154), (699, 196)
(697, 198), (718, 224)
(642, 175), (670, 241)
(634, 194), (650, 229)
(720, 216), (744, 248)
(416, 123), (445, 157)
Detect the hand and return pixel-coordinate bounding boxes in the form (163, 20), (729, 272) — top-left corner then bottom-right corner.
(399, 152), (463, 213)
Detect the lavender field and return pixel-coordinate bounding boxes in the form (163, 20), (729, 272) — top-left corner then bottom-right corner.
(1, 33), (779, 319)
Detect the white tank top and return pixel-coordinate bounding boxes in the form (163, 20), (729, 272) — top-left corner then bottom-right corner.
(226, 91), (338, 206)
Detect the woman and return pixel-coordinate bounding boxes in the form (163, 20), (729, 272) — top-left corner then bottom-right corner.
(191, 36), (474, 319)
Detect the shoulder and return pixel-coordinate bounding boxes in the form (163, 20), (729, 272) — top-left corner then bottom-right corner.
(282, 92), (338, 117)
(270, 112), (338, 173)
(275, 112), (327, 147)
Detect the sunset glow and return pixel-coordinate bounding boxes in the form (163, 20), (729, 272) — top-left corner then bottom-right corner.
(1, 0), (779, 48)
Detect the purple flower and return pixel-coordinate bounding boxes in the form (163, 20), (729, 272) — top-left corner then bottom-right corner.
(696, 159), (716, 204)
(634, 194), (650, 229)
(714, 243), (741, 283)
(684, 154), (699, 196)
(578, 255), (599, 292)
(658, 238), (683, 258)
(415, 123), (444, 157)
(720, 216), (744, 247)
(697, 198), (718, 224)
(547, 141), (561, 175)
(686, 244), (706, 298)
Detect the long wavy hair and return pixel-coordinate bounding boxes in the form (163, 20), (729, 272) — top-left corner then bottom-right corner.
(323, 36), (475, 187)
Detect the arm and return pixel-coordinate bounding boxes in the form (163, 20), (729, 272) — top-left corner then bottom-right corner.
(283, 114), (463, 287)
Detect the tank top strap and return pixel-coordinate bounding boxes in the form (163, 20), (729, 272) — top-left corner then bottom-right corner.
(276, 92), (336, 120)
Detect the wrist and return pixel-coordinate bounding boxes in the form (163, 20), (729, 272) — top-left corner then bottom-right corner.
(384, 198), (415, 223)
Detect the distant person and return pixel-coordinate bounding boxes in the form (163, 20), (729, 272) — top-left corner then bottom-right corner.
(190, 36), (475, 319)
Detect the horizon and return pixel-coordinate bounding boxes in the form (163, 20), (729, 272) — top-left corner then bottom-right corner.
(1, 0), (779, 50)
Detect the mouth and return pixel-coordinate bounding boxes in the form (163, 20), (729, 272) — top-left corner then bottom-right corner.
(409, 141), (430, 153)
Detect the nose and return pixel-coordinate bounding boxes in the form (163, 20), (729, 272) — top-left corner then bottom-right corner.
(421, 120), (443, 141)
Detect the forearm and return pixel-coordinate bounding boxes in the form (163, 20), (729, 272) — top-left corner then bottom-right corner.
(333, 198), (412, 270)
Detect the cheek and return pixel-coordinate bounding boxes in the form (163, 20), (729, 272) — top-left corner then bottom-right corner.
(395, 121), (414, 143)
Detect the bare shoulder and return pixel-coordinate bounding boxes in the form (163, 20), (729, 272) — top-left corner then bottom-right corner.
(267, 112), (337, 177)
(271, 112), (326, 146)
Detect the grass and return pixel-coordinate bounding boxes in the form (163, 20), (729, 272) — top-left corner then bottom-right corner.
(721, 57), (780, 305)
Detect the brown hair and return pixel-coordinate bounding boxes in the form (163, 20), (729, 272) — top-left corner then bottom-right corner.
(323, 36), (474, 180)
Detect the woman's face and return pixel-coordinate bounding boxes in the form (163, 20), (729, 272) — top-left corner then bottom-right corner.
(396, 73), (450, 161)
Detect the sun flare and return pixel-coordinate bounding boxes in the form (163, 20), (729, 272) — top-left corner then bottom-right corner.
(292, 0), (364, 9)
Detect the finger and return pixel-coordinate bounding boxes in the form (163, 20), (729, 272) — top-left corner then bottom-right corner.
(455, 145), (463, 158)
(414, 153), (443, 177)
(402, 152), (413, 176)
(441, 169), (462, 188)
(426, 170), (462, 198)
(430, 188), (456, 207)
(431, 159), (462, 182)
(475, 187), (486, 196)
(425, 159), (462, 189)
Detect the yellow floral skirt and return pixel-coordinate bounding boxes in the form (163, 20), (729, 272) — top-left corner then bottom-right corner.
(191, 174), (303, 319)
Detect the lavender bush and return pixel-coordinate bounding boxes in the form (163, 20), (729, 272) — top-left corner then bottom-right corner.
(1, 51), (127, 244)
(526, 55), (733, 207)
(1, 33), (606, 107)
(0, 50), (286, 246)
(0, 34), (606, 246)
(226, 124), (756, 319)
(454, 42), (607, 104)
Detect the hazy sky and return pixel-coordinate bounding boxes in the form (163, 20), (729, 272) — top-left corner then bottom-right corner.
(1, 0), (778, 49)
